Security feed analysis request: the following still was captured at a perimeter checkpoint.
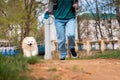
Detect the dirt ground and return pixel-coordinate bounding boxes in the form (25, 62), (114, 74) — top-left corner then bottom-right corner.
(29, 59), (120, 80)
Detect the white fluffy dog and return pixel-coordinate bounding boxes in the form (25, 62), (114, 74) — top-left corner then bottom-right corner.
(22, 37), (38, 57)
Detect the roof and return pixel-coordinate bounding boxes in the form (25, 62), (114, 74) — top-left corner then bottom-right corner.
(80, 13), (116, 20)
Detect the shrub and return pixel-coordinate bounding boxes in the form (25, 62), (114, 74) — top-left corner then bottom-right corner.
(26, 56), (40, 64)
(0, 54), (31, 80)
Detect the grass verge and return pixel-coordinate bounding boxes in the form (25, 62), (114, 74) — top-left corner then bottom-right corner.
(81, 50), (120, 59)
(0, 53), (41, 80)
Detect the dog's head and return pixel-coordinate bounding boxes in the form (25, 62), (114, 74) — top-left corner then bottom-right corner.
(23, 37), (36, 47)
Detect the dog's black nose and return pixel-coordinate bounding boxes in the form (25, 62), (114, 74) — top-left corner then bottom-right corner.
(28, 43), (32, 46)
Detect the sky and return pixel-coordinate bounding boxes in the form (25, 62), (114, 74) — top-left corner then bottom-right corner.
(79, 0), (116, 15)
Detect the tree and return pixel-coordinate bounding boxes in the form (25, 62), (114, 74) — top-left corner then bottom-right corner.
(0, 0), (39, 49)
(112, 0), (120, 27)
(78, 0), (118, 40)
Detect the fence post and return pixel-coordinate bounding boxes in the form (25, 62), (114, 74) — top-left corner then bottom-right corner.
(118, 37), (120, 50)
(51, 40), (56, 52)
(95, 42), (99, 50)
(75, 40), (79, 52)
(101, 38), (106, 53)
(44, 18), (52, 60)
(86, 39), (91, 55)
(109, 41), (113, 50)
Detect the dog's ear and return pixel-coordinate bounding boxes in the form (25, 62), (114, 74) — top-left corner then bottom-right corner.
(23, 36), (29, 40)
(23, 32), (27, 38)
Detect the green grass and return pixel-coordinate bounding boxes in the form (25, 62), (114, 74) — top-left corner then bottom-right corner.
(0, 53), (41, 80)
(66, 50), (120, 60)
(26, 56), (41, 64)
(81, 50), (120, 59)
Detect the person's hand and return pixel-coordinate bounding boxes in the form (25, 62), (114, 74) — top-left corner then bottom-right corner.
(73, 3), (79, 9)
(45, 8), (49, 12)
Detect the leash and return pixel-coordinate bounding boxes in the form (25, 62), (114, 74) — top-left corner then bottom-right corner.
(34, 11), (45, 40)
(34, 11), (54, 41)
(34, 0), (55, 41)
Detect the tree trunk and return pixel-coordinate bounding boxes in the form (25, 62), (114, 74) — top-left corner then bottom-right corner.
(95, 0), (103, 38)
(115, 6), (120, 27)
(77, 16), (81, 40)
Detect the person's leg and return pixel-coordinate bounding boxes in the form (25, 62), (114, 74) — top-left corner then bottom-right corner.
(66, 18), (78, 58)
(55, 19), (67, 59)
(66, 18), (76, 49)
